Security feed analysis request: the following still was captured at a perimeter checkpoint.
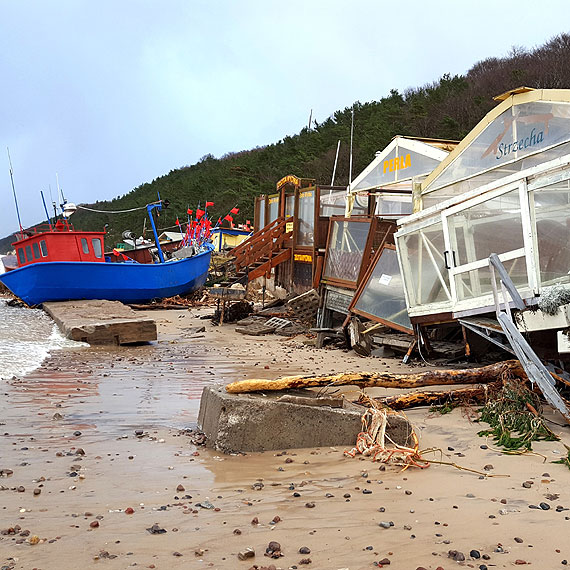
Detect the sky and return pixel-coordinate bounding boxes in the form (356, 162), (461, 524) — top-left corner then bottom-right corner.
(0, 0), (568, 235)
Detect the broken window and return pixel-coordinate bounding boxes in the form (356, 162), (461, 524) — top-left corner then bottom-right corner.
(398, 222), (451, 308)
(323, 219), (371, 284)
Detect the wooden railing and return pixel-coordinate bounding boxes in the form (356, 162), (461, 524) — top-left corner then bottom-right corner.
(231, 216), (293, 273)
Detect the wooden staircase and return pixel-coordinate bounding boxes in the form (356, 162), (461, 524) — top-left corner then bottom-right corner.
(229, 217), (293, 283)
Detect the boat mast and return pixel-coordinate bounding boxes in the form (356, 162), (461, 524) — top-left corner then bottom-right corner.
(7, 147), (23, 233)
(40, 191), (53, 229)
(146, 200), (166, 263)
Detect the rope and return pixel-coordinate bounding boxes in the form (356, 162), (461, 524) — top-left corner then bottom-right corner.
(76, 201), (161, 215)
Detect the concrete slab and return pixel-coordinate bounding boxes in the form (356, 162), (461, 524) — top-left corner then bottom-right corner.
(43, 299), (157, 345)
(198, 385), (411, 453)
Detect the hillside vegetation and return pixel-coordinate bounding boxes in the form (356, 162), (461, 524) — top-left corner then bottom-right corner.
(2, 33), (570, 253)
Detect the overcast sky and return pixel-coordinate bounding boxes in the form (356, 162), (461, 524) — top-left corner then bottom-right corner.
(0, 0), (568, 234)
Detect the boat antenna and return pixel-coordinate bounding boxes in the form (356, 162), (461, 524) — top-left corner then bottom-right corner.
(48, 184), (58, 220)
(40, 190), (53, 229)
(7, 147), (24, 233)
(56, 172), (66, 211)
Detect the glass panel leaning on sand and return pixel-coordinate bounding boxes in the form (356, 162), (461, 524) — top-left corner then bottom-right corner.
(353, 246), (412, 332)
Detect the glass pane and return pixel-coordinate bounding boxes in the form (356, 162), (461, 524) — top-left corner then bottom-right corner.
(353, 147), (442, 191)
(454, 256), (528, 301)
(399, 222), (450, 308)
(320, 190), (346, 217)
(323, 220), (370, 282)
(427, 101), (570, 194)
(18, 248), (25, 264)
(533, 178), (570, 287)
(81, 238), (89, 254)
(354, 248), (411, 330)
(268, 194), (279, 223)
(32, 242), (40, 259)
(92, 238), (103, 258)
(448, 189), (523, 266)
(25, 245), (32, 262)
(258, 199), (266, 229)
(422, 140), (570, 209)
(374, 193), (413, 217)
(352, 193), (368, 215)
(298, 189), (315, 246)
(40, 240), (48, 257)
(285, 195), (295, 218)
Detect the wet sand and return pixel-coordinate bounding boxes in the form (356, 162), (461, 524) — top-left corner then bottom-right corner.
(1, 307), (570, 570)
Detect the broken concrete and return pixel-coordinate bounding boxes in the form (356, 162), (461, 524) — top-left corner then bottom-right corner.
(43, 299), (157, 345)
(197, 385), (411, 453)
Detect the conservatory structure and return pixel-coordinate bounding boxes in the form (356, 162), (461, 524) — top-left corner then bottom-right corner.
(395, 88), (570, 343)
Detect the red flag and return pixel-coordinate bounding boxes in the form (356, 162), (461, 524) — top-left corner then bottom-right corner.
(216, 217), (222, 225)
(230, 207), (239, 214)
(112, 248), (121, 256)
(205, 201), (214, 207)
(224, 214), (233, 222)
(122, 253), (129, 261)
(246, 220), (251, 225)
(196, 208), (205, 219)
(187, 208), (193, 215)
(175, 217), (180, 226)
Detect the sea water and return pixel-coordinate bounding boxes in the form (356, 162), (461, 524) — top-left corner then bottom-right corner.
(0, 298), (84, 380)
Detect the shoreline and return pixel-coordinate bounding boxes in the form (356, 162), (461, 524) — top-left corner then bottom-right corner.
(1, 307), (569, 569)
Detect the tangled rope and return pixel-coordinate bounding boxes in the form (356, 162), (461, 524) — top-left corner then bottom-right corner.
(344, 405), (429, 471)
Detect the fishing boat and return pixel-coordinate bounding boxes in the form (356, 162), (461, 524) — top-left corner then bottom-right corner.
(0, 200), (213, 306)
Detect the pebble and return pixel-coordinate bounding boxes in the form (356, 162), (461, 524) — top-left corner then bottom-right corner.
(514, 537), (523, 543)
(305, 502), (315, 508)
(379, 521), (391, 529)
(176, 484), (185, 492)
(299, 558), (312, 565)
(522, 481), (533, 488)
(33, 488), (41, 496)
(89, 521), (99, 528)
(125, 508), (134, 515)
(539, 502), (551, 510)
(146, 523), (166, 534)
(238, 547), (255, 560)
(448, 550), (465, 561)
(470, 550), (481, 559)
(299, 546), (311, 554)
(378, 558), (390, 565)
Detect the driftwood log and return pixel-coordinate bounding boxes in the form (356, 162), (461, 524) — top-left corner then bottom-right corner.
(225, 360), (526, 394)
(366, 385), (493, 410)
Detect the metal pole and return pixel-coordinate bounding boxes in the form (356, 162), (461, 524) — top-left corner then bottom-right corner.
(348, 108), (354, 190)
(7, 147), (23, 232)
(331, 140), (341, 186)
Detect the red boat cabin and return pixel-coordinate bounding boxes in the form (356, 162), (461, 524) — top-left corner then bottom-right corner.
(13, 220), (106, 268)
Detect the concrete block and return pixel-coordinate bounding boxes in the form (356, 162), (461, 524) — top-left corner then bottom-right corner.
(43, 299), (157, 345)
(198, 385), (411, 453)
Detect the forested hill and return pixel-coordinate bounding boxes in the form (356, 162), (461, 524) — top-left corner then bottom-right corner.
(2, 33), (570, 253)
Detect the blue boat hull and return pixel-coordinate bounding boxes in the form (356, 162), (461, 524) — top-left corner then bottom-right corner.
(0, 249), (212, 305)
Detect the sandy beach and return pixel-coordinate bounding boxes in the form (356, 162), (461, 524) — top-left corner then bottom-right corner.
(1, 306), (570, 570)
